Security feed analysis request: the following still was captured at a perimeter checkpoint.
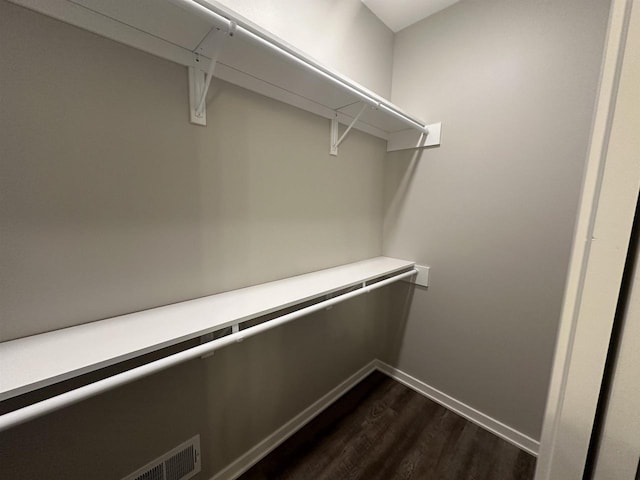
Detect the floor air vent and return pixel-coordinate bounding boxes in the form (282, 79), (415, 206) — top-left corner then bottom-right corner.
(123, 435), (201, 480)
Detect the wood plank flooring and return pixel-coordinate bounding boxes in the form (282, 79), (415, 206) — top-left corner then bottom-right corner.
(239, 371), (536, 480)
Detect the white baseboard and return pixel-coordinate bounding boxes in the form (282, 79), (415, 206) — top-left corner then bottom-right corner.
(209, 360), (379, 480)
(374, 360), (540, 456)
(210, 358), (540, 479)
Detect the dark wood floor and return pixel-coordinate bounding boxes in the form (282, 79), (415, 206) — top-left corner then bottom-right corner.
(239, 371), (535, 480)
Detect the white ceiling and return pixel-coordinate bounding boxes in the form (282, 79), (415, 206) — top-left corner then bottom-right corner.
(362, 0), (461, 32)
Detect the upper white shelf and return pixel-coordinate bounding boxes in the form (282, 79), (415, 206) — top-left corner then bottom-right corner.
(0, 257), (414, 401)
(11, 0), (441, 152)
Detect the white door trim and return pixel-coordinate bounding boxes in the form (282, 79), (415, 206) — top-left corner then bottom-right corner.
(535, 0), (640, 478)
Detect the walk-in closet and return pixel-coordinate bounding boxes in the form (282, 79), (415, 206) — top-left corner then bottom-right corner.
(1, 0), (639, 479)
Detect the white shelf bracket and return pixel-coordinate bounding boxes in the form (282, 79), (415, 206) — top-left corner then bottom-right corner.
(329, 103), (369, 156)
(189, 22), (236, 126)
(387, 122), (442, 152)
(330, 113), (339, 156)
(403, 265), (429, 287)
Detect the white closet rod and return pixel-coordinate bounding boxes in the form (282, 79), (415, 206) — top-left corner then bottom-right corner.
(167, 0), (429, 134)
(0, 269), (416, 432)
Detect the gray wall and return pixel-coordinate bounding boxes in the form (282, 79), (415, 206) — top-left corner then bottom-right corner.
(0, 2), (389, 478)
(382, 0), (611, 440)
(0, 1), (387, 341)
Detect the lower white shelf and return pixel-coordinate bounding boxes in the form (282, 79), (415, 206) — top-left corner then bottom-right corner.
(0, 257), (414, 404)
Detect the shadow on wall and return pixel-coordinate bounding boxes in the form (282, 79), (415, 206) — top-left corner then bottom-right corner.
(380, 147), (425, 366)
(381, 281), (418, 366)
(383, 148), (425, 239)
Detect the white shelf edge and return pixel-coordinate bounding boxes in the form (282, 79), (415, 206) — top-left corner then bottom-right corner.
(196, 0), (428, 128)
(9, 0), (432, 142)
(0, 257), (414, 401)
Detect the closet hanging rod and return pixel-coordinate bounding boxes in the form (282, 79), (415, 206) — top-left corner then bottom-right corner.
(167, 0), (429, 135)
(0, 268), (416, 432)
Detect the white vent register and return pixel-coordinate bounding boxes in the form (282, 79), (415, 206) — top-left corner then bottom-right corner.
(123, 435), (201, 480)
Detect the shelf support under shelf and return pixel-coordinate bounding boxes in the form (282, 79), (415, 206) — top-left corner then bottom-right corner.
(188, 23), (236, 126)
(386, 122), (442, 152)
(330, 103), (369, 156)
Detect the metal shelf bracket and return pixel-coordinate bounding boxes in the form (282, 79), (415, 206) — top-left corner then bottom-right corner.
(330, 103), (369, 156)
(188, 22), (236, 126)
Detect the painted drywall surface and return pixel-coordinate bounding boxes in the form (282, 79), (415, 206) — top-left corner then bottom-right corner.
(211, 0), (394, 97)
(382, 0), (611, 440)
(0, 2), (388, 478)
(0, 1), (386, 341)
(0, 360), (207, 480)
(362, 0), (462, 32)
